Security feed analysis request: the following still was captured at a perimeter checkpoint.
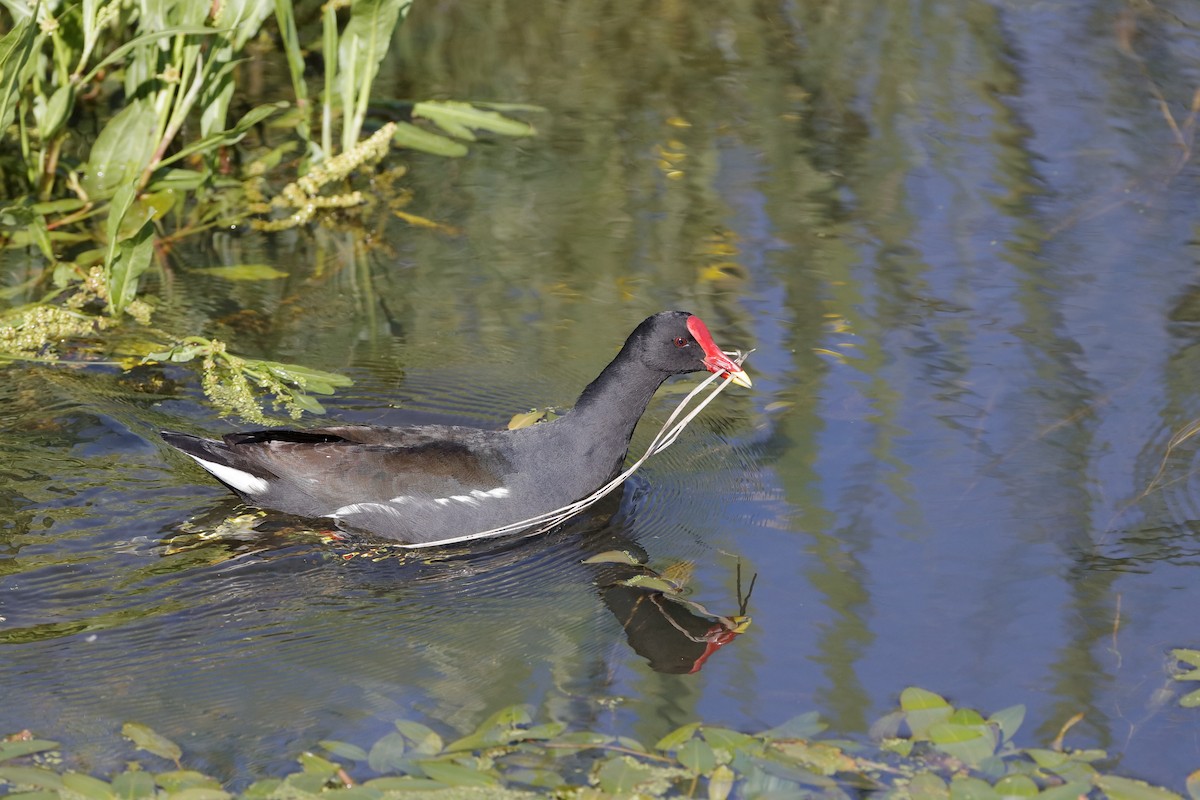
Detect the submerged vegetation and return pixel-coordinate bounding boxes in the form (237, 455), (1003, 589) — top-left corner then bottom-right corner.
(4, 685), (1200, 798)
(0, 0), (534, 421)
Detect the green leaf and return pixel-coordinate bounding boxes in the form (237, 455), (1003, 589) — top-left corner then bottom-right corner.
(154, 770), (225, 792)
(948, 775), (998, 800)
(901, 687), (953, 739)
(191, 264), (289, 281)
(677, 739), (716, 774)
(929, 721), (996, 767)
(145, 168), (210, 193)
(39, 83), (74, 138)
(1187, 769), (1200, 800)
(0, 15), (37, 135)
(446, 704), (533, 752)
(582, 549), (643, 566)
(107, 222), (156, 316)
(909, 773), (949, 799)
(759, 711), (827, 740)
(319, 740), (368, 762)
(413, 101), (536, 139)
(110, 770), (156, 800)
(417, 760), (499, 787)
(518, 722), (566, 741)
(83, 100), (159, 200)
(616, 575), (680, 593)
(120, 722), (181, 763)
(1174, 649), (1200, 669)
(1180, 688), (1200, 708)
(1038, 785), (1094, 800)
(338, 0), (412, 149)
(392, 121), (468, 157)
(393, 720), (443, 755)
(80, 27), (226, 85)
(701, 726), (759, 754)
(0, 766), (65, 791)
(367, 732), (407, 774)
(61, 772), (116, 800)
(987, 704), (1025, 744)
(1095, 775), (1185, 800)
(594, 756), (654, 795)
(0, 740), (58, 763)
(158, 102), (287, 170)
(708, 763), (735, 800)
(655, 722), (700, 751)
(992, 773), (1038, 798)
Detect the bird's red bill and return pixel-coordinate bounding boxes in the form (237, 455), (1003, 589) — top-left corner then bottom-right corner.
(686, 316), (752, 388)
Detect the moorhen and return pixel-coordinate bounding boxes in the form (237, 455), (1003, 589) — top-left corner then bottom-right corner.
(161, 311), (751, 546)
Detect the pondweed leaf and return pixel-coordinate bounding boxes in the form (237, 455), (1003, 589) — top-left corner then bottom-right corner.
(120, 722), (181, 764)
(0, 765), (65, 791)
(393, 721), (443, 756)
(0, 739), (58, 763)
(367, 732), (407, 773)
(655, 722), (700, 751)
(1096, 774), (1186, 800)
(110, 768), (155, 799)
(987, 704), (1025, 744)
(392, 121), (468, 157)
(192, 265), (289, 281)
(413, 101), (536, 139)
(417, 760), (499, 787)
(319, 740), (368, 762)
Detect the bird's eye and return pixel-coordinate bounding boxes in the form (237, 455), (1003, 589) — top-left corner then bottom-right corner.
(673, 337), (688, 348)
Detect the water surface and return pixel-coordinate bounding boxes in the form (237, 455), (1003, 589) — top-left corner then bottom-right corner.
(3, 0), (1200, 787)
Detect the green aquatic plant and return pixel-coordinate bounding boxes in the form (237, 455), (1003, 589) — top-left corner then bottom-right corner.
(2, 688), (1198, 799)
(0, 0), (536, 420)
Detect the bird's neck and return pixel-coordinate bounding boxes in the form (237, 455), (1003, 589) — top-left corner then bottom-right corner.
(545, 350), (671, 481)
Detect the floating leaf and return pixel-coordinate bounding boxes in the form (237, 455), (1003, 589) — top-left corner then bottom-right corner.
(909, 772), (950, 799)
(901, 687), (953, 739)
(616, 575), (679, 593)
(367, 732), (407, 774)
(417, 760), (499, 787)
(593, 756), (655, 795)
(0, 740), (58, 763)
(393, 720), (443, 756)
(948, 774), (998, 800)
(319, 740), (368, 762)
(110, 769), (156, 800)
(1187, 769), (1200, 800)
(988, 704), (1025, 744)
(583, 550), (644, 566)
(413, 101), (536, 139)
(929, 720), (996, 768)
(708, 763), (735, 800)
(701, 726), (759, 754)
(0, 766), (65, 791)
(677, 739), (716, 775)
(1096, 775), (1185, 800)
(992, 773), (1038, 798)
(759, 711), (827, 740)
(392, 122), (468, 157)
(61, 772), (116, 800)
(655, 723), (701, 751)
(1180, 688), (1200, 708)
(191, 265), (289, 281)
(121, 723), (181, 764)
(1174, 649), (1200, 669)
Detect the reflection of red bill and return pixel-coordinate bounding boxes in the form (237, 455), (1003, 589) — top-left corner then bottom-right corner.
(687, 316), (753, 388)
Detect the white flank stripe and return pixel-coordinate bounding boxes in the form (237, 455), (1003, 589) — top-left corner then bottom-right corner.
(450, 494), (479, 506)
(330, 502), (404, 519)
(470, 487), (510, 500)
(189, 455), (270, 495)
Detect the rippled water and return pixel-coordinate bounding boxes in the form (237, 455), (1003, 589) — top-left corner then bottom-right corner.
(4, 0), (1200, 788)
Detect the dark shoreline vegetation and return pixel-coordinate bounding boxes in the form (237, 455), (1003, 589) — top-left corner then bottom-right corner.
(0, 0), (534, 423)
(4, 682), (1200, 798)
